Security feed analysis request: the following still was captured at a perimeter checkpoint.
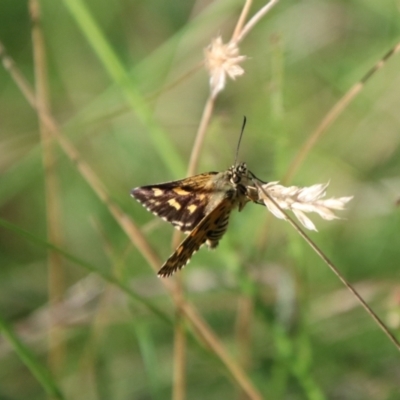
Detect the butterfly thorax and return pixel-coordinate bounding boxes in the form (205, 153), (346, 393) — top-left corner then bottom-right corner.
(195, 162), (252, 249)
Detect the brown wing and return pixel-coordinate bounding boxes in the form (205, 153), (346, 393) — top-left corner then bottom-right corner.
(131, 172), (218, 233)
(157, 197), (235, 278)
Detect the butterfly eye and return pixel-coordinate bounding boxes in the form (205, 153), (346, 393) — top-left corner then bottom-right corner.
(240, 163), (247, 173)
(231, 172), (240, 184)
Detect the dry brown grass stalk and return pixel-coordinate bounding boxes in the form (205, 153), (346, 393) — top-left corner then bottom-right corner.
(258, 41), (400, 252)
(284, 41), (400, 183)
(255, 181), (400, 352)
(171, 1), (280, 396)
(29, 0), (66, 376)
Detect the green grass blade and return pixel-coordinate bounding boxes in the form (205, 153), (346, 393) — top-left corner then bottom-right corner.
(0, 314), (66, 400)
(0, 218), (171, 325)
(133, 321), (163, 400)
(61, 0), (186, 177)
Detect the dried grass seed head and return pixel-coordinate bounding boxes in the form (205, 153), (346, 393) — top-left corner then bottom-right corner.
(204, 36), (246, 97)
(258, 182), (353, 231)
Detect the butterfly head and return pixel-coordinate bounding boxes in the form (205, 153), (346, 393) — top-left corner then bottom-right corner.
(228, 162), (249, 185)
(228, 161), (263, 206)
(224, 162), (253, 211)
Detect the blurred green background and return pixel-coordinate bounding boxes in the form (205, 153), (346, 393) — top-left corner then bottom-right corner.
(1, 0), (400, 399)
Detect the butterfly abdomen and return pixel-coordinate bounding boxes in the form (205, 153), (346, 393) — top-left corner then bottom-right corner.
(205, 209), (232, 248)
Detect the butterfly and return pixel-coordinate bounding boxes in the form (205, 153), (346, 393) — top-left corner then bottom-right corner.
(131, 119), (265, 277)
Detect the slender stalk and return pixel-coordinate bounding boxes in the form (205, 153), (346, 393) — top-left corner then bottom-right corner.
(235, 294), (254, 400)
(29, 0), (66, 378)
(0, 217), (171, 324)
(169, 3), (283, 396)
(255, 182), (400, 351)
(170, 76), (215, 400)
(172, 275), (186, 400)
(186, 95), (216, 176)
(284, 41), (400, 183)
(148, 61), (204, 102)
(0, 315), (65, 400)
(169, 0), (257, 390)
(237, 0), (280, 43)
(62, 0), (185, 177)
(259, 41), (400, 252)
(232, 0), (253, 42)
(181, 303), (263, 400)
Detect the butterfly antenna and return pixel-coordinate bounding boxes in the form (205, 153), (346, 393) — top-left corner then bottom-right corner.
(234, 116), (247, 166)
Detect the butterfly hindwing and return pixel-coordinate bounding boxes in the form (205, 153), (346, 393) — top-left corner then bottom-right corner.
(157, 197), (235, 278)
(131, 172), (218, 232)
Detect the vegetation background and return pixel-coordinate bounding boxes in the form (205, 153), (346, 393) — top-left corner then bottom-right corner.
(0, 0), (400, 399)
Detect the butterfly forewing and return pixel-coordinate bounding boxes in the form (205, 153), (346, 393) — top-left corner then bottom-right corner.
(157, 197), (235, 278)
(131, 172), (219, 233)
